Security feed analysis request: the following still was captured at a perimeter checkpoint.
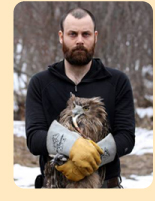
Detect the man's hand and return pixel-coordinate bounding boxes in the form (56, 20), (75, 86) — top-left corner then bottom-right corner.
(55, 159), (85, 181)
(69, 138), (103, 176)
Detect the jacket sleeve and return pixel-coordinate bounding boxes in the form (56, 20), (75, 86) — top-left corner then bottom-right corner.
(25, 75), (49, 156)
(113, 73), (135, 157)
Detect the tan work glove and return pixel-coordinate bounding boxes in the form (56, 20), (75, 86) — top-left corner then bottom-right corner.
(69, 138), (103, 176)
(55, 159), (85, 181)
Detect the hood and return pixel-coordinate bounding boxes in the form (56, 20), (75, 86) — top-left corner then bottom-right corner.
(48, 58), (112, 83)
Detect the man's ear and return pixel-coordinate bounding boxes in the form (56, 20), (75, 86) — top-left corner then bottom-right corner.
(58, 30), (63, 44)
(94, 31), (98, 44)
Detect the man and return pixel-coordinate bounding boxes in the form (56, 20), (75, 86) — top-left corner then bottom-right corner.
(26, 8), (135, 188)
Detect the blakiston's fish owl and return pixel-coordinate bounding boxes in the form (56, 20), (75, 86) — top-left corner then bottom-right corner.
(44, 94), (109, 188)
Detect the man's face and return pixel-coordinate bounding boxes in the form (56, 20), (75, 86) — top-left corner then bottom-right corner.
(59, 14), (98, 66)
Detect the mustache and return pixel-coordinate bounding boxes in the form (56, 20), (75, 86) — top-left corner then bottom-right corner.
(72, 45), (87, 52)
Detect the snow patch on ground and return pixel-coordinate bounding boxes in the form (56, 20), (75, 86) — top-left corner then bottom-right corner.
(136, 107), (153, 118)
(122, 173), (153, 189)
(14, 164), (40, 188)
(14, 121), (26, 138)
(130, 127), (153, 155)
(13, 164), (153, 189)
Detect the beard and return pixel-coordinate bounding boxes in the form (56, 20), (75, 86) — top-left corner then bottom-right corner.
(62, 41), (95, 66)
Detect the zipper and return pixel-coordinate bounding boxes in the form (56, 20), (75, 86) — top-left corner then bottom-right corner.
(75, 85), (78, 92)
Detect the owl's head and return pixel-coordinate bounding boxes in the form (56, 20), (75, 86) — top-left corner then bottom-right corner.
(59, 93), (108, 140)
(67, 93), (107, 121)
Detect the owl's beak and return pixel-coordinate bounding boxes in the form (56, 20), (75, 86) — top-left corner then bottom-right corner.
(72, 105), (84, 116)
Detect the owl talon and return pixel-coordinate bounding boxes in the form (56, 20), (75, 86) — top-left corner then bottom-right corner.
(50, 153), (68, 166)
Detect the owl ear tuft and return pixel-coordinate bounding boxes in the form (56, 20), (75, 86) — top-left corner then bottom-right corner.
(70, 92), (76, 99)
(90, 97), (104, 106)
(67, 92), (76, 106)
(91, 97), (102, 102)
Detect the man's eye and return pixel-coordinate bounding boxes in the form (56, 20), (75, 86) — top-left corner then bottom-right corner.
(69, 32), (77, 37)
(83, 32), (90, 37)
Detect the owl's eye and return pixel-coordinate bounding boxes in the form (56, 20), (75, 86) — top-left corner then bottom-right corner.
(83, 106), (89, 111)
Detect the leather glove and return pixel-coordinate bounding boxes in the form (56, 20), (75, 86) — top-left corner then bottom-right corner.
(46, 120), (81, 156)
(69, 138), (103, 176)
(97, 134), (117, 166)
(55, 159), (85, 181)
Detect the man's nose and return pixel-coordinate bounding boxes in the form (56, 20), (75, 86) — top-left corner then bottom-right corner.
(76, 35), (84, 44)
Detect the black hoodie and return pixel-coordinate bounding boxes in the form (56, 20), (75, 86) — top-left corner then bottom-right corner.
(26, 58), (135, 181)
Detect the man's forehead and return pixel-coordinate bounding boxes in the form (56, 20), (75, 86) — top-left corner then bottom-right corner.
(63, 14), (94, 32)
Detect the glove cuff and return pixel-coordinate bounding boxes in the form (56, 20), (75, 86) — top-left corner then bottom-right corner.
(97, 134), (117, 166)
(46, 120), (80, 156)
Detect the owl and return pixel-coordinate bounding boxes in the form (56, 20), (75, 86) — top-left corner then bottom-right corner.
(43, 93), (109, 188)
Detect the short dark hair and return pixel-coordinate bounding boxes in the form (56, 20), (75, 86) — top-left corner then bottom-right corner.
(60, 7), (96, 32)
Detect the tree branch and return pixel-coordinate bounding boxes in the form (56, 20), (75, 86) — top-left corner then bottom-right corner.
(14, 66), (32, 78)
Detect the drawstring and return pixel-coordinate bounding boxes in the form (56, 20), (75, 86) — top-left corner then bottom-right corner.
(118, 176), (124, 188)
(75, 85), (77, 92)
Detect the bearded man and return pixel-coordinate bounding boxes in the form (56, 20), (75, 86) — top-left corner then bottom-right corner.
(26, 8), (135, 188)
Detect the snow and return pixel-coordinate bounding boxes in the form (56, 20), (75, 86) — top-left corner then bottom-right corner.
(136, 107), (153, 118)
(126, 41), (130, 46)
(14, 121), (26, 138)
(135, 60), (140, 71)
(13, 164), (153, 189)
(130, 127), (153, 155)
(122, 173), (153, 189)
(14, 71), (27, 96)
(144, 79), (153, 89)
(14, 102), (19, 111)
(14, 164), (40, 188)
(144, 95), (153, 102)
(16, 43), (22, 53)
(13, 121), (153, 189)
(142, 65), (153, 76)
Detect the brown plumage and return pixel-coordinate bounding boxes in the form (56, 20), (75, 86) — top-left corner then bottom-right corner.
(44, 94), (109, 188)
